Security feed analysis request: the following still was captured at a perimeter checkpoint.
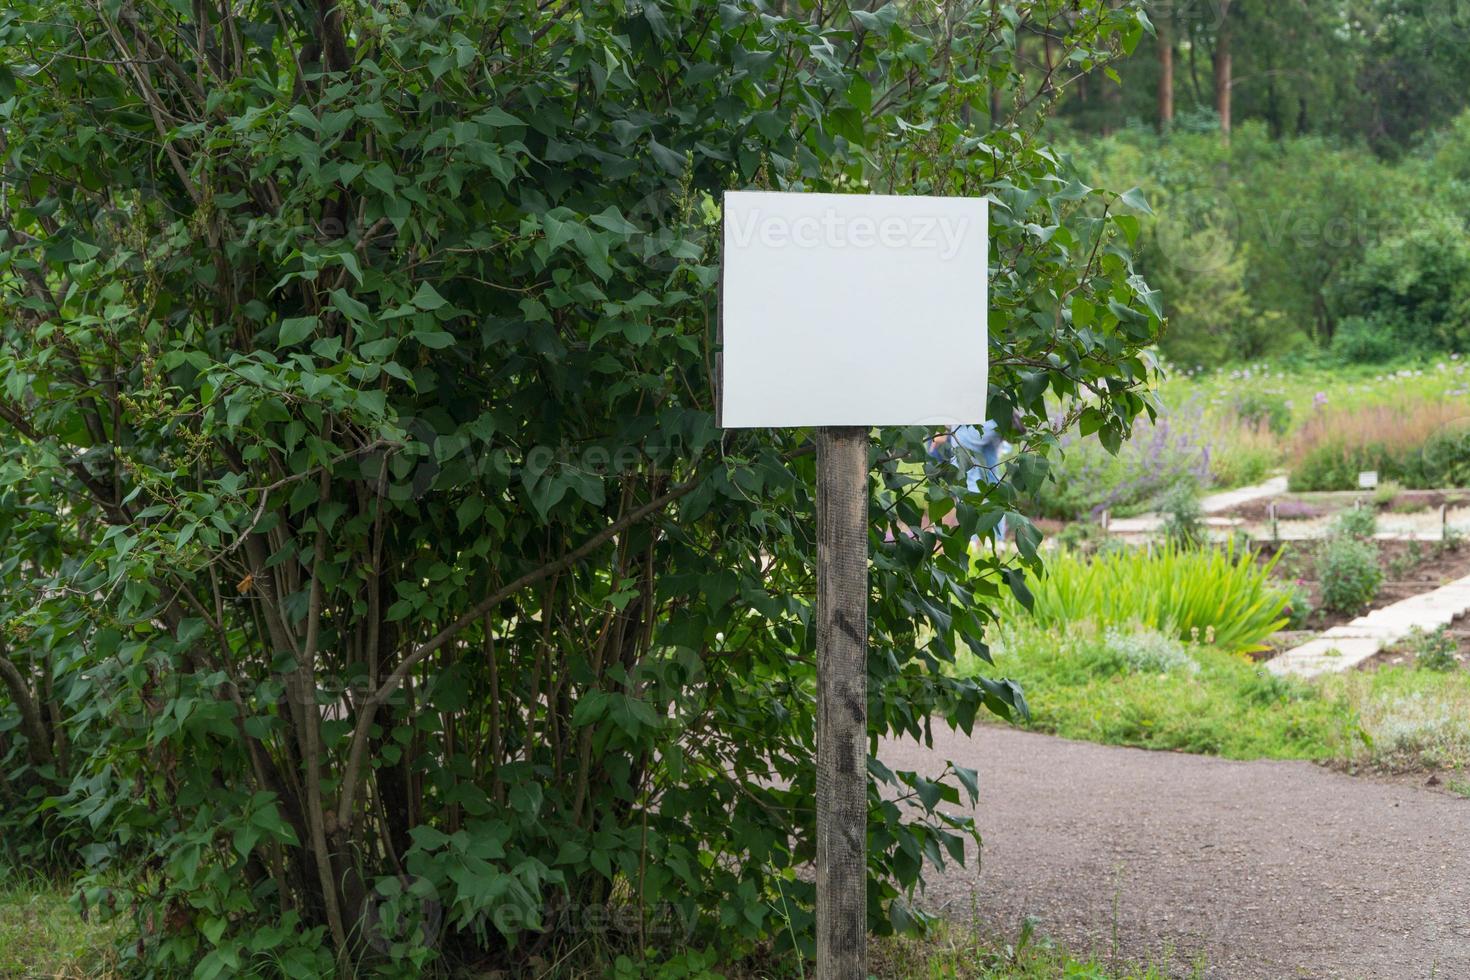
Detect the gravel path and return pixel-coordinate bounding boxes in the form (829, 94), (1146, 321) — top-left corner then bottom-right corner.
(881, 726), (1470, 979)
(1198, 475), (1289, 514)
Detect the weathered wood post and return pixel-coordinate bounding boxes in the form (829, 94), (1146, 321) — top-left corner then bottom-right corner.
(815, 426), (868, 979)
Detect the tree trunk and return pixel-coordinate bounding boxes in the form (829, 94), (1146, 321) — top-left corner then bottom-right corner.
(1100, 0), (1122, 134)
(814, 426), (869, 980)
(1214, 0), (1232, 142)
(0, 651), (55, 769)
(1157, 13), (1174, 133)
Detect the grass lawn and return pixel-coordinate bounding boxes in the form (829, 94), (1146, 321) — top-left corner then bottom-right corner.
(1171, 356), (1470, 429)
(0, 871), (1182, 980)
(870, 919), (1195, 979)
(958, 619), (1470, 773)
(0, 874), (119, 978)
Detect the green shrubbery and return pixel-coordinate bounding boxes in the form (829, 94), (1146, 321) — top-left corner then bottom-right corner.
(1335, 506), (1379, 540)
(1316, 536), (1383, 615)
(1406, 627), (1461, 673)
(1069, 120), (1470, 367)
(1330, 217), (1470, 356)
(1229, 391), (1293, 437)
(1031, 407), (1209, 520)
(1288, 401), (1470, 491)
(1330, 316), (1401, 364)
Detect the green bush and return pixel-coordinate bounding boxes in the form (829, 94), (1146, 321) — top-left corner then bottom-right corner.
(1316, 536), (1384, 614)
(1372, 480), (1405, 508)
(1032, 407), (1210, 519)
(1330, 316), (1399, 364)
(1287, 401), (1470, 491)
(1101, 626), (1199, 675)
(1416, 425), (1470, 488)
(1289, 424), (1470, 492)
(1407, 627), (1460, 672)
(1335, 506), (1378, 539)
(1229, 391), (1292, 437)
(1331, 217), (1470, 355)
(1068, 124), (1422, 361)
(1289, 440), (1381, 492)
(1022, 542), (1291, 655)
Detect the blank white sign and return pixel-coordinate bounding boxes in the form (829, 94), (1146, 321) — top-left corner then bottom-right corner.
(719, 190), (988, 428)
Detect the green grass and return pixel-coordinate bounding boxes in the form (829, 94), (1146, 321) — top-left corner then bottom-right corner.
(960, 619), (1470, 770)
(871, 919), (1196, 980)
(0, 873), (119, 978)
(1171, 357), (1470, 431)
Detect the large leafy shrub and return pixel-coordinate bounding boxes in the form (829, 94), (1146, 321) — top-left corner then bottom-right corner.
(1330, 315), (1400, 364)
(0, 0), (1160, 973)
(1330, 217), (1470, 355)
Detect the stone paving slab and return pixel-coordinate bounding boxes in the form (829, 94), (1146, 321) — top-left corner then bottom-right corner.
(1270, 572), (1470, 677)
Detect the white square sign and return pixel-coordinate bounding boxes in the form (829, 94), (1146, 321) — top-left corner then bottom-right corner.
(718, 190), (988, 428)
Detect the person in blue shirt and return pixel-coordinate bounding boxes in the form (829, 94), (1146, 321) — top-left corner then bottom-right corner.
(928, 420), (1008, 540)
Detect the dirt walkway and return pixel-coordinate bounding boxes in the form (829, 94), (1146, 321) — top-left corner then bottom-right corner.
(881, 726), (1470, 979)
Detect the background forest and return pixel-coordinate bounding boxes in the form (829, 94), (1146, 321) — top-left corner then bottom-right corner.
(1052, 0), (1470, 366)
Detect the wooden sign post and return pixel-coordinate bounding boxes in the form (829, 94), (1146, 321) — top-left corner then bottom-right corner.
(814, 425), (869, 977)
(719, 191), (988, 979)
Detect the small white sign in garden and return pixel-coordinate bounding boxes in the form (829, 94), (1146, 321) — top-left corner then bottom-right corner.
(1359, 470), (1379, 489)
(717, 189), (989, 980)
(718, 191), (988, 427)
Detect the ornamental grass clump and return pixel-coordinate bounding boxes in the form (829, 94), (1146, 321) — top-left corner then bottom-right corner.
(1022, 542), (1291, 655)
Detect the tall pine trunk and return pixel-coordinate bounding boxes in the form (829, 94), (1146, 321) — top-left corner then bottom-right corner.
(1157, 13), (1174, 133)
(1213, 0), (1233, 142)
